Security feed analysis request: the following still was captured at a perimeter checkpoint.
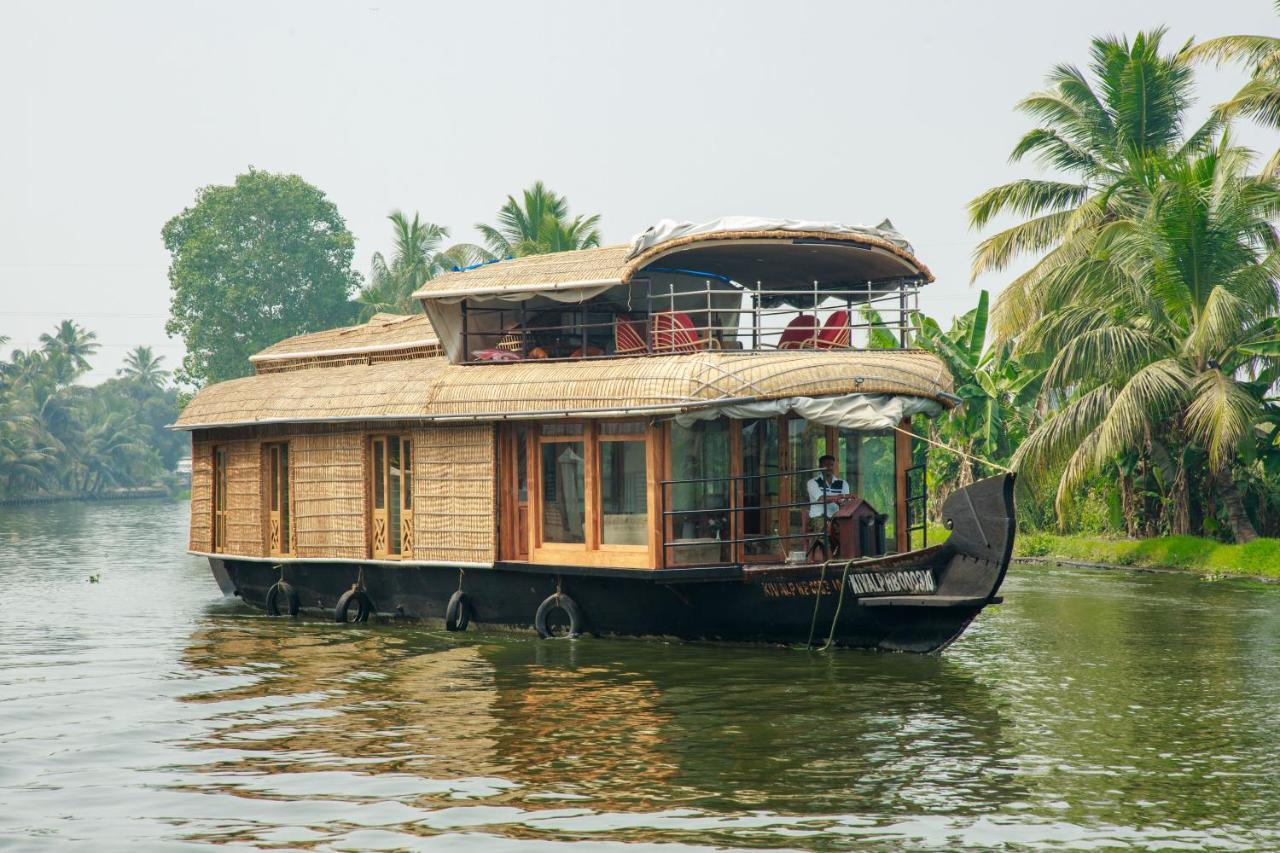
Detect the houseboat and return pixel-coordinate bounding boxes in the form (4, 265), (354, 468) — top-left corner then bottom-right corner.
(175, 217), (1015, 652)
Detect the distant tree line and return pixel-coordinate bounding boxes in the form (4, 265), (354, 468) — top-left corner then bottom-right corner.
(0, 324), (185, 501)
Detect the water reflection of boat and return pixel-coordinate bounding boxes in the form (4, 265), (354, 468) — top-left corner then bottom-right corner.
(176, 219), (1015, 651)
(178, 621), (1020, 814)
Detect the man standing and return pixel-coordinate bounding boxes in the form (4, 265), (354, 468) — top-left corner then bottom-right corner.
(807, 454), (849, 534)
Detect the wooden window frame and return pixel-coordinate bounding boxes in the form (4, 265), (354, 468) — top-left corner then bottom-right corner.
(212, 444), (228, 554)
(528, 420), (657, 569)
(368, 433), (414, 560)
(263, 442), (293, 556)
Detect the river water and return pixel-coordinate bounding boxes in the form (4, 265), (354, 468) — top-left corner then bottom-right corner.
(1, 500), (1279, 851)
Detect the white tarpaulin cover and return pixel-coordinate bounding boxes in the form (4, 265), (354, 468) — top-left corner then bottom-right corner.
(674, 393), (942, 431)
(627, 216), (914, 259)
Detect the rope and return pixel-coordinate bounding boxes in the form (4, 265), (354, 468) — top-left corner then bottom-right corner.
(820, 560), (856, 652)
(457, 568), (465, 591)
(805, 559), (832, 649)
(892, 425), (1014, 475)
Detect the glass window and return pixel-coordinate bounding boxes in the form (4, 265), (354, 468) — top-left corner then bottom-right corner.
(740, 418), (782, 558)
(600, 421), (645, 436)
(402, 438), (412, 511)
(388, 437), (402, 555)
(859, 431), (896, 551)
(668, 419), (731, 565)
(601, 439), (647, 545)
(541, 423), (584, 437)
(373, 439), (385, 510)
(541, 441), (586, 543)
(279, 444), (290, 549)
(269, 446), (280, 511)
(787, 418), (828, 553)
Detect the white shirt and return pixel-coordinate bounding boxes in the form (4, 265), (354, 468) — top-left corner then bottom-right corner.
(807, 474), (849, 518)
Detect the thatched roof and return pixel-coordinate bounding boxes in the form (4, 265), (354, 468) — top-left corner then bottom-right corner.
(250, 313), (441, 373)
(176, 349), (954, 430)
(413, 230), (933, 301)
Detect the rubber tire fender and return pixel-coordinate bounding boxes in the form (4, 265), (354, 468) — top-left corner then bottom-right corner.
(534, 593), (584, 639)
(334, 588), (373, 623)
(265, 580), (300, 617)
(444, 590), (471, 632)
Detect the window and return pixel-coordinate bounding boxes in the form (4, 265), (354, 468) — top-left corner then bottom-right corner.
(530, 420), (653, 566)
(666, 419), (732, 566)
(264, 443), (291, 555)
(740, 418), (782, 559)
(661, 417), (917, 566)
(541, 439), (586, 543)
(370, 435), (413, 558)
(599, 431), (647, 545)
(212, 445), (228, 553)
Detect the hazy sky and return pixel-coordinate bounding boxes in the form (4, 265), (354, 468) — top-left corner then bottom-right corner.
(2, 0), (1276, 383)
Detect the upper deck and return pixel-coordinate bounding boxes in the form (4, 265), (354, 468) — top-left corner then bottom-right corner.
(413, 218), (932, 365)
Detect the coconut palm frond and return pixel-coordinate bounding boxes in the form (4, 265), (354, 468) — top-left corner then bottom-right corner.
(1185, 368), (1261, 468)
(1091, 358), (1193, 464)
(1215, 73), (1280, 129)
(1181, 34), (1280, 70)
(970, 210), (1077, 280)
(1011, 384), (1116, 483)
(1044, 324), (1169, 388)
(968, 179), (1091, 229)
(1186, 285), (1252, 362)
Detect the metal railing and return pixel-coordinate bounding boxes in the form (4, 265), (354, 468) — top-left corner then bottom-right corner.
(657, 466), (891, 568)
(460, 276), (924, 363)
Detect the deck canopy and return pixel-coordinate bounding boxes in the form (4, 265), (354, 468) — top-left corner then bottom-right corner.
(413, 218), (934, 363)
(174, 349), (955, 431)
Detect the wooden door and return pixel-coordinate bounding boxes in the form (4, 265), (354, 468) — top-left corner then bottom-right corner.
(399, 437), (414, 557)
(371, 437), (392, 558)
(266, 443), (290, 555)
(371, 435), (411, 559)
(499, 424), (532, 561)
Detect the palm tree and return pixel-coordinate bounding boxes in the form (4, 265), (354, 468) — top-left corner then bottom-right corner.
(1181, 3), (1280, 175)
(39, 320), (99, 385)
(476, 181), (602, 258)
(1011, 139), (1280, 541)
(968, 29), (1215, 340)
(357, 211), (487, 320)
(118, 345), (170, 389)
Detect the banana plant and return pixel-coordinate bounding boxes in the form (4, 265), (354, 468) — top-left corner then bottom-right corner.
(911, 290), (1044, 473)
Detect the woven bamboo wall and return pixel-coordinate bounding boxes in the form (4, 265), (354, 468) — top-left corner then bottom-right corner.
(189, 438), (213, 552)
(291, 430), (368, 559)
(413, 424), (495, 563)
(223, 439), (264, 557)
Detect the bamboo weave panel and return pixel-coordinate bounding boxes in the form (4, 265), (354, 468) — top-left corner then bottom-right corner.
(413, 424), (495, 563)
(189, 439), (213, 552)
(292, 431), (367, 559)
(224, 439), (264, 557)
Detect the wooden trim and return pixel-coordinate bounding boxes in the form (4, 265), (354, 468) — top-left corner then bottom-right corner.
(212, 444), (227, 553)
(585, 421), (600, 550)
(729, 420), (743, 562)
(895, 417), (912, 553)
(646, 421), (663, 567)
(530, 546), (649, 569)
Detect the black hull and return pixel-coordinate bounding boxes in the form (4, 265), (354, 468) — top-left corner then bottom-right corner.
(209, 475), (1015, 654)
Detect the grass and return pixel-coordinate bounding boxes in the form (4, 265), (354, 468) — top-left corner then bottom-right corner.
(1015, 531), (1280, 580)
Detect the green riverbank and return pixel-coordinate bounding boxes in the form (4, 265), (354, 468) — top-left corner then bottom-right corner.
(1015, 532), (1280, 581)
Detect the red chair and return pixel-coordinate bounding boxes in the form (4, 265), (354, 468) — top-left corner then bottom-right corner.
(777, 313), (820, 349)
(810, 310), (851, 349)
(651, 311), (717, 353)
(471, 348), (522, 362)
(614, 314), (648, 355)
